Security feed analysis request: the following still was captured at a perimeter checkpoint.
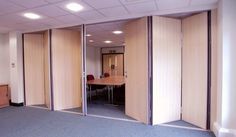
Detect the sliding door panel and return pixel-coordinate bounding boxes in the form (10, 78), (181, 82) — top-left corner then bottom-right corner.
(51, 29), (82, 111)
(182, 12), (208, 129)
(125, 17), (149, 124)
(152, 16), (182, 125)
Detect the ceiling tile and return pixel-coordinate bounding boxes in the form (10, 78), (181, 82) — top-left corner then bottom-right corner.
(0, 26), (13, 33)
(56, 0), (93, 13)
(99, 6), (129, 17)
(86, 24), (103, 30)
(0, 0), (25, 15)
(190, 0), (218, 6)
(156, 0), (190, 10)
(120, 0), (154, 5)
(45, 0), (65, 3)
(86, 21), (125, 47)
(0, 14), (29, 25)
(99, 24), (120, 31)
(23, 22), (50, 29)
(9, 0), (49, 8)
(36, 18), (63, 27)
(83, 0), (122, 9)
(125, 1), (157, 13)
(75, 10), (105, 20)
(3, 23), (32, 31)
(32, 5), (70, 17)
(55, 14), (83, 24)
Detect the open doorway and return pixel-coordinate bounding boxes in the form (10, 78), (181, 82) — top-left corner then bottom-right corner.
(84, 17), (150, 125)
(85, 17), (150, 124)
(85, 20), (134, 121)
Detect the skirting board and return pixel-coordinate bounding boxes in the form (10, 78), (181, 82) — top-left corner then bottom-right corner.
(213, 122), (236, 137)
(10, 100), (24, 107)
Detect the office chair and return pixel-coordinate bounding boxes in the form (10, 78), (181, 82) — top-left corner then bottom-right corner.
(87, 74), (96, 102)
(87, 74), (106, 102)
(104, 72), (110, 77)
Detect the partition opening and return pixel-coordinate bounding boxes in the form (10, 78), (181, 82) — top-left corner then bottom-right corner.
(85, 20), (132, 121)
(23, 30), (51, 109)
(50, 26), (83, 114)
(85, 18), (149, 123)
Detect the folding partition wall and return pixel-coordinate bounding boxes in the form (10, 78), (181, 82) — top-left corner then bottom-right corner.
(24, 30), (51, 108)
(125, 17), (149, 124)
(182, 12), (208, 129)
(152, 12), (209, 129)
(22, 12), (209, 127)
(152, 16), (182, 125)
(51, 28), (82, 111)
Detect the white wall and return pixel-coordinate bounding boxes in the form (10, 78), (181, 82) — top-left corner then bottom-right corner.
(86, 46), (101, 78)
(214, 0), (236, 136)
(0, 33), (10, 84)
(9, 32), (24, 103)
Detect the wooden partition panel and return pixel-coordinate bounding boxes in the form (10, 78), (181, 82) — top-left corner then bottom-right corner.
(43, 31), (50, 108)
(24, 34), (45, 106)
(125, 17), (148, 124)
(182, 12), (208, 129)
(211, 9), (218, 130)
(152, 16), (182, 125)
(51, 29), (82, 111)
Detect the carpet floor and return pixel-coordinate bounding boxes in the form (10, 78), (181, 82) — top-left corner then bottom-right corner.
(165, 120), (200, 128)
(0, 106), (215, 137)
(88, 103), (134, 120)
(63, 107), (82, 113)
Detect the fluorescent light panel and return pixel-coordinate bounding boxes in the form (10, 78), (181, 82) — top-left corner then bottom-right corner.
(23, 13), (41, 20)
(112, 30), (123, 34)
(104, 40), (112, 44)
(86, 34), (92, 37)
(66, 3), (84, 12)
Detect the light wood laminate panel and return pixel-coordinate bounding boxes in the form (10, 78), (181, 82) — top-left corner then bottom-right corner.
(43, 31), (50, 108)
(0, 85), (9, 108)
(211, 9), (218, 130)
(51, 29), (82, 111)
(182, 12), (208, 129)
(152, 16), (182, 125)
(125, 17), (149, 124)
(24, 34), (45, 106)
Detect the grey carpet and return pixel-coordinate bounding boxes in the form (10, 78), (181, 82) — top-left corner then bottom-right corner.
(0, 106), (215, 137)
(165, 120), (200, 128)
(32, 104), (48, 108)
(63, 107), (82, 113)
(88, 103), (134, 120)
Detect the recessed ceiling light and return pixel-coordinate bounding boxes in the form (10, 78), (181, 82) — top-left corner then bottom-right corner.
(86, 34), (92, 37)
(104, 40), (112, 44)
(89, 40), (94, 42)
(66, 3), (84, 12)
(23, 13), (41, 20)
(112, 30), (123, 34)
